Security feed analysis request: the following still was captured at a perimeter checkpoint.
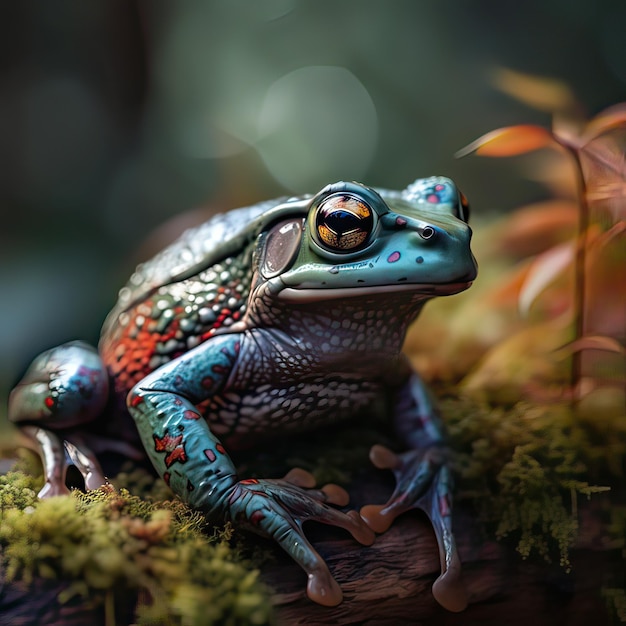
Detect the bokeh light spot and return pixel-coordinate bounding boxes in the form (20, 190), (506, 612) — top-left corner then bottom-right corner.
(257, 66), (378, 191)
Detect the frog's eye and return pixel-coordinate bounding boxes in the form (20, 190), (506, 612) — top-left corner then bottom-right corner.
(314, 194), (374, 253)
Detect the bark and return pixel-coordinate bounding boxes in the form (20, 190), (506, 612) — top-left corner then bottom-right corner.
(261, 471), (617, 626)
(263, 511), (614, 626)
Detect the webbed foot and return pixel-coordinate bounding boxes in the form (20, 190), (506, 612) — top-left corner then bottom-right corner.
(226, 468), (375, 606)
(360, 444), (467, 612)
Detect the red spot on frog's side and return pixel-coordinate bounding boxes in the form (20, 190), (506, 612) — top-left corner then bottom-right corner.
(387, 251), (401, 263)
(216, 443), (226, 455)
(163, 472), (171, 486)
(204, 449), (217, 463)
(239, 478), (260, 485)
(183, 410), (201, 420)
(44, 396), (55, 409)
(99, 276), (247, 399)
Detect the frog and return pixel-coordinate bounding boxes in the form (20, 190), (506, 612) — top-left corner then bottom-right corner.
(9, 177), (477, 612)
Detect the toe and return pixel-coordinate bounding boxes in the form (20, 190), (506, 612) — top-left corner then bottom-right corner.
(369, 444), (400, 470)
(359, 503), (395, 534)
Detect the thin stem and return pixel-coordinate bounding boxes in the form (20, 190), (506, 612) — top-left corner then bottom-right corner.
(560, 142), (590, 398)
(105, 589), (116, 626)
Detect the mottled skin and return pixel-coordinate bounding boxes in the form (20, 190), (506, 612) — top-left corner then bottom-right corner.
(9, 178), (477, 611)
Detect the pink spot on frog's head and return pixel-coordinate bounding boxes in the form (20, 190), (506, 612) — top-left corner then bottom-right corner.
(426, 194), (440, 204)
(395, 216), (407, 228)
(387, 251), (401, 263)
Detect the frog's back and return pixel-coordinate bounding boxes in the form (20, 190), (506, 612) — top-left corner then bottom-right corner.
(100, 200), (281, 396)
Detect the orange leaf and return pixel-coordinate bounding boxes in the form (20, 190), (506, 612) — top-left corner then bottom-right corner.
(518, 242), (574, 317)
(455, 125), (555, 158)
(493, 200), (577, 258)
(491, 67), (577, 113)
(589, 221), (626, 252)
(554, 335), (625, 358)
(583, 103), (626, 144)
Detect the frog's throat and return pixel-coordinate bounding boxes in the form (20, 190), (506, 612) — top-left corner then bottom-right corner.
(276, 281), (473, 303)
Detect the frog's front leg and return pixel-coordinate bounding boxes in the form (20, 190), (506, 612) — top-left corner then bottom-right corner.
(360, 372), (467, 612)
(127, 333), (374, 606)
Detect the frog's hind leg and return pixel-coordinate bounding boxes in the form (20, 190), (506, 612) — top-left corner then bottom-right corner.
(18, 426), (107, 496)
(8, 341), (110, 497)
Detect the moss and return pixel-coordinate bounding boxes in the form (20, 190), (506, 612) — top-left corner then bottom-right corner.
(0, 470), (273, 626)
(603, 587), (626, 623)
(441, 395), (619, 568)
(111, 462), (176, 503)
(0, 469), (41, 511)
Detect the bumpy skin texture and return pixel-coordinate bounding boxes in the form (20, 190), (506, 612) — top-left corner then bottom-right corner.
(9, 178), (477, 611)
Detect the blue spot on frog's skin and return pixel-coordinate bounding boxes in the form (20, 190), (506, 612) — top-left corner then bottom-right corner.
(416, 256), (424, 264)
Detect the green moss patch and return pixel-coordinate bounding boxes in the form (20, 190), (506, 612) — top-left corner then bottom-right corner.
(0, 461), (273, 626)
(442, 396), (622, 568)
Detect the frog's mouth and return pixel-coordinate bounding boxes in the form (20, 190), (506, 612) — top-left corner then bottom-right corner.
(277, 281), (473, 303)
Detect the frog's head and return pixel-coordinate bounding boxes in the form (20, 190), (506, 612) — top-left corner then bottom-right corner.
(255, 177), (477, 306)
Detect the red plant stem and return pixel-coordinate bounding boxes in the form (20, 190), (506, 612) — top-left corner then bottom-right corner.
(561, 142), (589, 397)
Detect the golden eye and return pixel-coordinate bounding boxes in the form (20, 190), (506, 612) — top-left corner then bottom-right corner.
(315, 195), (374, 252)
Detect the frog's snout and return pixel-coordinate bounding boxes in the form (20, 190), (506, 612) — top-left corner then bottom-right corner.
(398, 220), (477, 284)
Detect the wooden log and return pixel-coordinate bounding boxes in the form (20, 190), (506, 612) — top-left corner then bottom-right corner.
(260, 469), (616, 626)
(263, 515), (614, 626)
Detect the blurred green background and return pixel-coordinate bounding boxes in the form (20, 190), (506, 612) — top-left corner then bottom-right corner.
(1, 0), (625, 413)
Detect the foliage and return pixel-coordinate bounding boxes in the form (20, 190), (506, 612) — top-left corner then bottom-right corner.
(441, 395), (620, 568)
(456, 71), (626, 404)
(0, 468), (273, 626)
